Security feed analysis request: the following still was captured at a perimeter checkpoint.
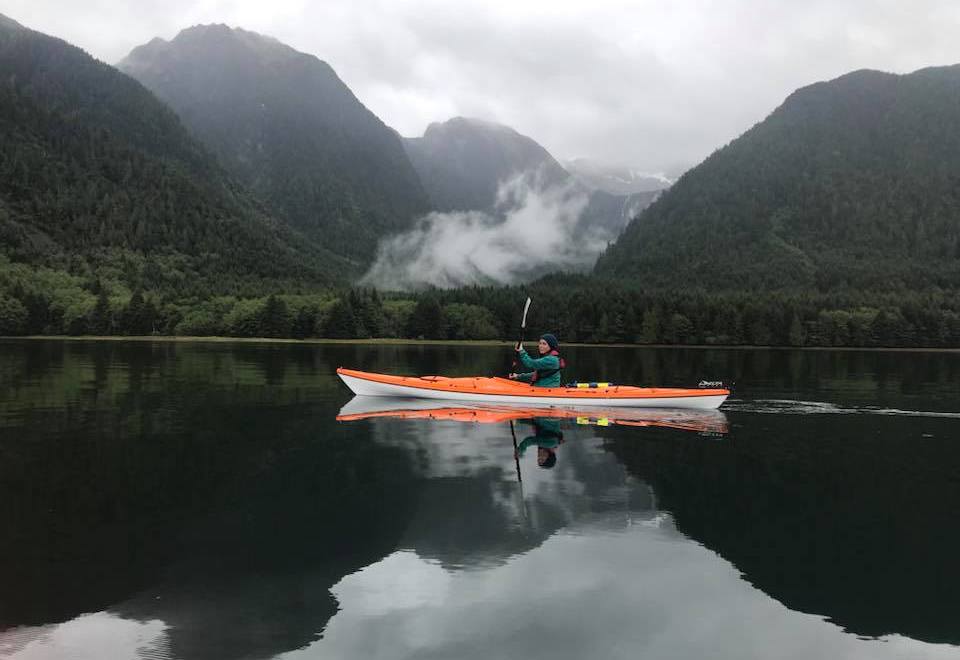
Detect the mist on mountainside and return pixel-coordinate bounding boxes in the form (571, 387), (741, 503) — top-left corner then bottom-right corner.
(361, 170), (605, 290)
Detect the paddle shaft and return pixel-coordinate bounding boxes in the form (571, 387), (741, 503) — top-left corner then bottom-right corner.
(510, 420), (523, 484)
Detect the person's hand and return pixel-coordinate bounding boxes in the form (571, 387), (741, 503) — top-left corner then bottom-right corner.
(508, 373), (518, 380)
(515, 341), (523, 351)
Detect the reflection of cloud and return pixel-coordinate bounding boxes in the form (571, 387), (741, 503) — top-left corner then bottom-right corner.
(362, 416), (660, 571)
(361, 172), (595, 289)
(281, 529), (960, 660)
(366, 416), (653, 513)
(1, 613), (168, 660)
(330, 551), (450, 617)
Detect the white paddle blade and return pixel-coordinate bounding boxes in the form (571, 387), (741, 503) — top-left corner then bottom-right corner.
(521, 297), (532, 328)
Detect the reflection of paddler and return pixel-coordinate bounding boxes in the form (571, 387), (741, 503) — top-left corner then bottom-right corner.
(515, 417), (564, 469)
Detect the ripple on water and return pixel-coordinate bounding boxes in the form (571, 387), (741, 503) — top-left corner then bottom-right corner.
(724, 398), (960, 418)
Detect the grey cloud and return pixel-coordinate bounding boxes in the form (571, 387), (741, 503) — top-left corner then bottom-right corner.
(6, 0), (960, 172)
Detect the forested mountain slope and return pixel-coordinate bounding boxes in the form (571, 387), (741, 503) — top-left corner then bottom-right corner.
(120, 25), (431, 265)
(596, 66), (960, 292)
(0, 14), (348, 294)
(403, 117), (571, 212)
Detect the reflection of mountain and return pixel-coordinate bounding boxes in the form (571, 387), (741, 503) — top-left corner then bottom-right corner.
(0, 342), (424, 660)
(604, 413), (960, 644)
(2, 340), (670, 660)
(110, 420), (421, 660)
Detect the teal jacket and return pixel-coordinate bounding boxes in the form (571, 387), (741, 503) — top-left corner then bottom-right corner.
(515, 348), (562, 387)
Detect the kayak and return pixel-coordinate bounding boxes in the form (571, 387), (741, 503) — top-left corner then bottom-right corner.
(337, 396), (729, 434)
(336, 368), (729, 410)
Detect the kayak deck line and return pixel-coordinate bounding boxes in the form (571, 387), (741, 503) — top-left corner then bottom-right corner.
(336, 368), (729, 410)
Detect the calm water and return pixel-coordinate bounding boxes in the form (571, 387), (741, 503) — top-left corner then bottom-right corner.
(1, 339), (959, 660)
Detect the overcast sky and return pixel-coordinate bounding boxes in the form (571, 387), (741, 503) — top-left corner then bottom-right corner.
(4, 1), (960, 173)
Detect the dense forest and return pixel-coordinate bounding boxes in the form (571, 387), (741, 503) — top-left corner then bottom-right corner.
(597, 66), (960, 292)
(119, 24), (431, 265)
(0, 16), (349, 295)
(2, 276), (958, 348)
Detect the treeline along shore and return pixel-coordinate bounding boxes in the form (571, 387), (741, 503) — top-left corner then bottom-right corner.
(3, 17), (960, 351)
(2, 276), (958, 348)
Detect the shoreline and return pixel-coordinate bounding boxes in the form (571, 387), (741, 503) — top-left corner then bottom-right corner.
(3, 335), (959, 353)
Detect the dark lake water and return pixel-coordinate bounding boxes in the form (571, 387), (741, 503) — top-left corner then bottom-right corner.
(1, 339), (959, 659)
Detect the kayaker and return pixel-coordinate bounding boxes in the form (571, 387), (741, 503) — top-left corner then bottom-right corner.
(515, 418), (563, 469)
(508, 333), (564, 387)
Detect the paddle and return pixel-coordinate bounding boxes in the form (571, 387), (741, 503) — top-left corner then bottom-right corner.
(509, 296), (532, 376)
(509, 420), (529, 522)
(510, 420), (523, 484)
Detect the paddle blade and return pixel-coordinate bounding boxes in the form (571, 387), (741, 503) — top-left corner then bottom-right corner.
(521, 297), (532, 329)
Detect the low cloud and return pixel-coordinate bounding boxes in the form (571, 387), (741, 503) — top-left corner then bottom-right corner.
(10, 1), (960, 171)
(360, 171), (603, 290)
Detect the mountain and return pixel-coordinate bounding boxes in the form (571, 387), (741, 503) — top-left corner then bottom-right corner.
(403, 117), (570, 212)
(402, 116), (658, 240)
(596, 66), (960, 292)
(119, 25), (431, 265)
(0, 14), (346, 294)
(563, 158), (672, 195)
(0, 13), (23, 31)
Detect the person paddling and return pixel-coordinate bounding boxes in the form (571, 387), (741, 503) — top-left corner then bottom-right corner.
(509, 333), (564, 387)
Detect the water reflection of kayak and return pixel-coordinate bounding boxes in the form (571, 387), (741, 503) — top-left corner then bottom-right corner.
(336, 368), (729, 410)
(336, 396), (729, 435)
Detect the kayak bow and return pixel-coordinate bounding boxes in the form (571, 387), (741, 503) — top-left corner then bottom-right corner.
(336, 367), (728, 410)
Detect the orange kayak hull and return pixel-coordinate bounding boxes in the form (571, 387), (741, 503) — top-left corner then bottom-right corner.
(336, 368), (729, 410)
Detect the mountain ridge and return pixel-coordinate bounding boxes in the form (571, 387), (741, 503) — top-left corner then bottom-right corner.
(596, 64), (960, 292)
(403, 116), (659, 244)
(403, 116), (571, 212)
(0, 15), (348, 297)
(119, 24), (432, 265)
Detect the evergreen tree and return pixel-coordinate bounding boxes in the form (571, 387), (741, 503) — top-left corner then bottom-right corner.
(357, 289), (384, 338)
(788, 313), (805, 346)
(259, 295), (291, 338)
(121, 290), (147, 335)
(324, 298), (358, 338)
(0, 295), (28, 335)
(292, 307), (316, 339)
(88, 289), (111, 335)
(640, 308), (660, 344)
(407, 297), (444, 339)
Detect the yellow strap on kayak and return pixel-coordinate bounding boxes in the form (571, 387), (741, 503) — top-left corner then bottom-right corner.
(597, 417), (610, 426)
(576, 416), (590, 425)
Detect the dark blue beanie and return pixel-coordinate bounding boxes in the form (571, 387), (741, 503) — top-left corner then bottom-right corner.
(540, 333), (559, 350)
